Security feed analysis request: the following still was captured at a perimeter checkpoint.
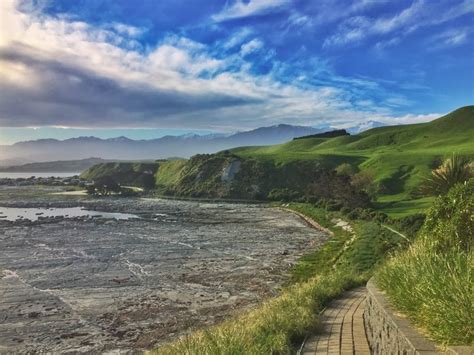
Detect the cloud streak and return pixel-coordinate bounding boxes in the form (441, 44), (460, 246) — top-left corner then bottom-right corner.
(212, 0), (290, 22)
(324, 0), (474, 48)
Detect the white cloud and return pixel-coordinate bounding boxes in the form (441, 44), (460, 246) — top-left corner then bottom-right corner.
(381, 113), (441, 125)
(428, 28), (471, 49)
(212, 0), (290, 22)
(240, 38), (264, 56)
(110, 22), (145, 37)
(221, 27), (253, 49)
(0, 0), (439, 130)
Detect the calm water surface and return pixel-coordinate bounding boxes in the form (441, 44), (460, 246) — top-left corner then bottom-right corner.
(0, 206), (138, 221)
(0, 172), (79, 179)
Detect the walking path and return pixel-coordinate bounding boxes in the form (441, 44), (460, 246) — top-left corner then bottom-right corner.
(301, 287), (371, 355)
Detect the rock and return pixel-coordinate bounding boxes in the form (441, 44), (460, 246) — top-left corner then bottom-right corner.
(221, 160), (241, 182)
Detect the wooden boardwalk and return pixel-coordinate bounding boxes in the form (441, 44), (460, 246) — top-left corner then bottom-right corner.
(301, 287), (371, 355)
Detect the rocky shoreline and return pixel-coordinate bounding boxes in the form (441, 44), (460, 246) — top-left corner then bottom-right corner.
(0, 186), (328, 353)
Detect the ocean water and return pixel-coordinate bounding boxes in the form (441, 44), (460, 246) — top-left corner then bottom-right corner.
(0, 172), (79, 179)
(0, 206), (138, 221)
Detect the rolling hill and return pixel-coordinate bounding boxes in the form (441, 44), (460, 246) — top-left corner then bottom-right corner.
(231, 106), (473, 202)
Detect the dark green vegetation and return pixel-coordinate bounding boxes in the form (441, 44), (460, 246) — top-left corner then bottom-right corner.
(417, 153), (474, 196)
(80, 161), (158, 189)
(293, 129), (349, 140)
(84, 176), (144, 196)
(377, 180), (473, 345)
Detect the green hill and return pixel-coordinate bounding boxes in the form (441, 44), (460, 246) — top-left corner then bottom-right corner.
(230, 106), (474, 215)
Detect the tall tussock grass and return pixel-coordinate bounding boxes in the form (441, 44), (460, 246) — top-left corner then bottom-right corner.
(152, 268), (365, 354)
(377, 180), (473, 345)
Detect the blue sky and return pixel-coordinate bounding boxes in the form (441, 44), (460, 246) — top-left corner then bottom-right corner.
(0, 0), (473, 143)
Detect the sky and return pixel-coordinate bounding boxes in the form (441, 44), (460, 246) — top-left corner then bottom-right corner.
(0, 0), (473, 144)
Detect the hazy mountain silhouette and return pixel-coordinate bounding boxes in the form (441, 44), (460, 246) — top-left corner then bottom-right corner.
(0, 124), (324, 165)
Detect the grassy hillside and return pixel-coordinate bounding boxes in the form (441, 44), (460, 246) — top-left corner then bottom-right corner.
(231, 106), (474, 214)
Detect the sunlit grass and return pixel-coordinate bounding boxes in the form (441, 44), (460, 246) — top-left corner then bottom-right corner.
(377, 181), (473, 345)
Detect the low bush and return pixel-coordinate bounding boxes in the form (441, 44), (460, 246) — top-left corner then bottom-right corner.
(268, 188), (301, 202)
(390, 213), (425, 238)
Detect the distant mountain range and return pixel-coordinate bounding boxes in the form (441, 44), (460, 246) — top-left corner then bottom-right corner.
(0, 121), (387, 167)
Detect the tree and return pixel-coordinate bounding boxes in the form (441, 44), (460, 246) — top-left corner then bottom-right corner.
(335, 163), (355, 176)
(140, 173), (156, 190)
(305, 170), (371, 209)
(93, 176), (121, 196)
(418, 154), (473, 196)
(350, 170), (378, 199)
(85, 184), (97, 196)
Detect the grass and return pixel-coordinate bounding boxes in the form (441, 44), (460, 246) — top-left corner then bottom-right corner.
(378, 245), (472, 345)
(155, 159), (187, 187)
(152, 203), (408, 354)
(282, 203), (409, 279)
(376, 181), (473, 345)
(374, 195), (434, 218)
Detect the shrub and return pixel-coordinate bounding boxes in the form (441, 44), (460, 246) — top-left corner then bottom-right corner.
(420, 180), (473, 251)
(392, 213), (425, 238)
(120, 187), (139, 197)
(88, 176), (121, 196)
(268, 188), (301, 202)
(373, 212), (388, 223)
(139, 173), (156, 190)
(335, 163), (355, 176)
(350, 170), (378, 199)
(340, 206), (351, 215)
(417, 154), (473, 196)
